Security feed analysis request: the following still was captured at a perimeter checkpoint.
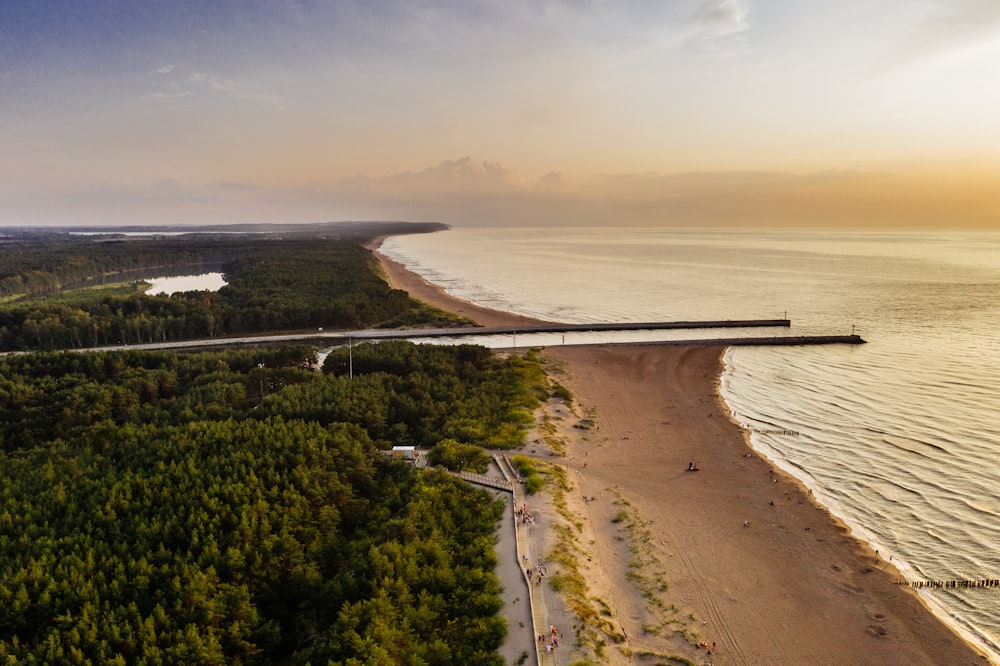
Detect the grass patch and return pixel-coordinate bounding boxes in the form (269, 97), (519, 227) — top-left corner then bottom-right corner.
(625, 649), (699, 665)
(551, 380), (573, 404)
(538, 357), (577, 457)
(537, 412), (568, 457)
(542, 468), (624, 661)
(608, 488), (702, 648)
(540, 463), (583, 532)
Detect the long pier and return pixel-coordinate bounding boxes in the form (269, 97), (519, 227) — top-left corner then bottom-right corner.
(74, 319), (865, 353)
(339, 320), (867, 347)
(617, 334), (866, 348)
(348, 318), (792, 340)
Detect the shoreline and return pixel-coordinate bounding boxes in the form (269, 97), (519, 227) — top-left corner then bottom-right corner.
(367, 236), (554, 328)
(717, 349), (1000, 663)
(369, 235), (986, 665)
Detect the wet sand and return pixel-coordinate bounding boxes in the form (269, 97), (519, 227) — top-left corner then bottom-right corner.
(369, 237), (986, 665)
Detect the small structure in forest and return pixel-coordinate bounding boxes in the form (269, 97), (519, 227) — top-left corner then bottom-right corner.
(390, 446), (417, 461)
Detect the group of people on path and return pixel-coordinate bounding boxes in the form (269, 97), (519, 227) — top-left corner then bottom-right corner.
(538, 625), (560, 653)
(516, 502), (535, 525)
(523, 554), (547, 586)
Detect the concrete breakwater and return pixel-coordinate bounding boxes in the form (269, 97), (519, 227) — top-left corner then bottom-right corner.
(338, 318), (866, 348)
(80, 326), (864, 354)
(618, 334), (866, 347)
(349, 318), (793, 340)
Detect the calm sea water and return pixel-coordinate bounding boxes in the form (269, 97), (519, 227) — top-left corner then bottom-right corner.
(382, 227), (1000, 660)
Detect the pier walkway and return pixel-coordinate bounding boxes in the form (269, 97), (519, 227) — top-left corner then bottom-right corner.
(455, 471), (513, 492)
(493, 453), (552, 666)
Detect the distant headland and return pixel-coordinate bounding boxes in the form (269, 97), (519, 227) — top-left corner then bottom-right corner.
(0, 220), (450, 240)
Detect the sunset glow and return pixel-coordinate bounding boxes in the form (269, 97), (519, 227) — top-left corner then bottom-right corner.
(3, 0), (1000, 227)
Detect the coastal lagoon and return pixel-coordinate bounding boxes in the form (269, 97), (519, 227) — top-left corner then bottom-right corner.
(382, 227), (1000, 660)
(145, 272), (227, 296)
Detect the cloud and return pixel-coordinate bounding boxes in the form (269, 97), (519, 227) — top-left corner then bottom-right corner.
(10, 158), (998, 229)
(143, 71), (285, 107)
(317, 161), (1000, 228)
(141, 90), (194, 101)
(306, 162), (905, 227)
(638, 0), (751, 55)
(889, 0), (1000, 67)
(151, 178), (183, 192)
(0, 177), (287, 226)
(340, 157), (518, 196)
(690, 0), (751, 38)
(193, 71), (286, 107)
(189, 71), (242, 94)
(536, 171), (567, 189)
(219, 181), (262, 192)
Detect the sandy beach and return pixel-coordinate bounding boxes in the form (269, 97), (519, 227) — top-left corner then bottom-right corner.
(369, 238), (986, 665)
(368, 236), (552, 328)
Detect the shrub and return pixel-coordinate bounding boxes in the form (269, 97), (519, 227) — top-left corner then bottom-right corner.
(427, 438), (491, 473)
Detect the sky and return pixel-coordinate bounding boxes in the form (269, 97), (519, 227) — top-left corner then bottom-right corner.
(2, 0), (1000, 228)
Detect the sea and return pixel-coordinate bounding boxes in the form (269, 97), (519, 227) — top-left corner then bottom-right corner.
(380, 226), (1000, 661)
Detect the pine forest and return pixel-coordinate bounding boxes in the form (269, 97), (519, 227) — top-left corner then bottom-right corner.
(0, 226), (547, 664)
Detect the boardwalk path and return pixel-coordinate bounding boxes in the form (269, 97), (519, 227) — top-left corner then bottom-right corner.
(458, 455), (553, 666)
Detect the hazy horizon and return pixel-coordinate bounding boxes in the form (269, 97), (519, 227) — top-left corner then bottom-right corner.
(3, 1), (1000, 228)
